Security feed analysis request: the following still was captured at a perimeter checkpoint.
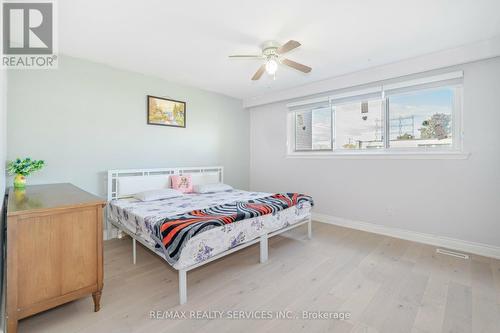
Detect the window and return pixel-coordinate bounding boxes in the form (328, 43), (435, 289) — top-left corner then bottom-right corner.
(288, 72), (463, 157)
(334, 99), (384, 150)
(294, 107), (332, 151)
(388, 87), (454, 149)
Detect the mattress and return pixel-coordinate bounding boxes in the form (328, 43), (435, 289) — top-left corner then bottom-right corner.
(108, 189), (312, 269)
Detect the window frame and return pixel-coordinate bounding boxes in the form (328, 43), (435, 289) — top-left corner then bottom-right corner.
(293, 106), (334, 152)
(332, 97), (386, 151)
(286, 76), (467, 159)
(384, 84), (463, 153)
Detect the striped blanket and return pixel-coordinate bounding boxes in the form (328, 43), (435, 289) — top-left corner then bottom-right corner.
(153, 193), (313, 265)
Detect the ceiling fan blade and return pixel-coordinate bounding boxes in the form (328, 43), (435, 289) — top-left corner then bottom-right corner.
(277, 40), (301, 55)
(251, 64), (266, 80)
(228, 55), (264, 59)
(281, 58), (312, 73)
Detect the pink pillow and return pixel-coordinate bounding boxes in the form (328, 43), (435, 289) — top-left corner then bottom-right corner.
(171, 174), (193, 193)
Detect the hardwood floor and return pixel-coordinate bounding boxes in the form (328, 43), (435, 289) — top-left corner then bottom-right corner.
(17, 222), (500, 333)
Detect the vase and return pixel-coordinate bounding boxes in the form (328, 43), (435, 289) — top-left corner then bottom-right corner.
(14, 174), (27, 189)
(14, 188), (26, 202)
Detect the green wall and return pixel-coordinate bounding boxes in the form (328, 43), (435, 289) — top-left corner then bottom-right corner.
(7, 55), (249, 196)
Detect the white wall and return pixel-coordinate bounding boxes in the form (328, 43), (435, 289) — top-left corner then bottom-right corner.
(0, 69), (6, 207)
(249, 57), (500, 248)
(0, 68), (5, 333)
(7, 55), (249, 196)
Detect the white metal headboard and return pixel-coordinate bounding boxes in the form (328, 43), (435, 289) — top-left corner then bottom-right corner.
(107, 166), (224, 201)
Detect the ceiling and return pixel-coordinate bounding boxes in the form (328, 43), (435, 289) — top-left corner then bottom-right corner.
(59, 0), (500, 100)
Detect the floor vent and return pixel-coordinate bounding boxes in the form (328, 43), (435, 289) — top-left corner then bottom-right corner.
(436, 248), (469, 259)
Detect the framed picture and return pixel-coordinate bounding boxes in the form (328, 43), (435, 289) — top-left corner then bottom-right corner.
(147, 95), (186, 128)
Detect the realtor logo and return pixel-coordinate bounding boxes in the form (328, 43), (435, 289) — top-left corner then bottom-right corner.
(2, 0), (58, 68)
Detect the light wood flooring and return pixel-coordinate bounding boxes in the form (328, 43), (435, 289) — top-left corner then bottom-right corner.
(18, 222), (500, 333)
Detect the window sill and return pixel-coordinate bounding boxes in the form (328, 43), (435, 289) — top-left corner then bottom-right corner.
(286, 151), (470, 160)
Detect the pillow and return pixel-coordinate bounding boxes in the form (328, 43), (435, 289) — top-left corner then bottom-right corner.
(118, 175), (170, 197)
(134, 189), (183, 201)
(193, 183), (233, 194)
(171, 174), (193, 193)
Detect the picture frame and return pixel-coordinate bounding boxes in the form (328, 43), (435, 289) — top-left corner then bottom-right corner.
(147, 95), (186, 128)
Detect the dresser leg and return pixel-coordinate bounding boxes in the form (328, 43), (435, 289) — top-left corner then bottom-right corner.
(92, 291), (102, 312)
(7, 317), (18, 333)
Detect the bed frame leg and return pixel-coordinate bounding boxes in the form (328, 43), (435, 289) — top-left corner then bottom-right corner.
(260, 234), (268, 263)
(132, 238), (137, 264)
(179, 270), (187, 305)
(307, 218), (312, 239)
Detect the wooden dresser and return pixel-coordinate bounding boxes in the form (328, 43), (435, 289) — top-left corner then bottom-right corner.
(5, 183), (106, 333)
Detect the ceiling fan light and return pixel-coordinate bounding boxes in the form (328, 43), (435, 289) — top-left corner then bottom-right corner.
(265, 58), (278, 75)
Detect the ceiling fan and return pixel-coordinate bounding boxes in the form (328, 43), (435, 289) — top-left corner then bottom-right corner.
(229, 40), (312, 80)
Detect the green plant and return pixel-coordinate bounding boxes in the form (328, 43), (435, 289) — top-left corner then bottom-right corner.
(420, 113), (451, 139)
(397, 133), (414, 140)
(7, 158), (45, 176)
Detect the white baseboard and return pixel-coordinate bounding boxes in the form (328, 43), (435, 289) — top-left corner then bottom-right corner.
(313, 213), (500, 260)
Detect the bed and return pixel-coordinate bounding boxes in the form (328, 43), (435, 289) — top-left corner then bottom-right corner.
(106, 166), (313, 304)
